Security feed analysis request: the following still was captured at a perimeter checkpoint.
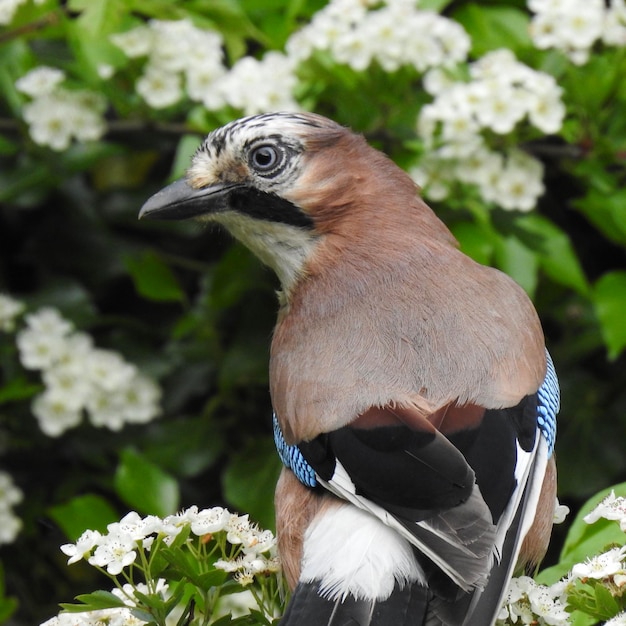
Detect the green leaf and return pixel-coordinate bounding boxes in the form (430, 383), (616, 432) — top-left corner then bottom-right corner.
(594, 583), (620, 619)
(170, 135), (204, 181)
(0, 378), (42, 404)
(125, 250), (186, 303)
(0, 563), (17, 623)
(513, 214), (590, 296)
(452, 3), (532, 56)
(574, 188), (626, 248)
(222, 437), (282, 530)
(493, 232), (539, 297)
(61, 590), (127, 612)
(450, 221), (494, 266)
(593, 272), (626, 359)
(197, 569), (228, 589)
(115, 448), (180, 516)
(48, 494), (119, 541)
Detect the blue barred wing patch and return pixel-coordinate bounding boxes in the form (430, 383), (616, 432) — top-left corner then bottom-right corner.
(537, 350), (559, 456)
(273, 413), (317, 488)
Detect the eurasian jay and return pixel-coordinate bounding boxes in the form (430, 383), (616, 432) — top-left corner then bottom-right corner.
(139, 112), (559, 626)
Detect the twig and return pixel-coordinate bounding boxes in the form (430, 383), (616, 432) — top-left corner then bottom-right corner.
(0, 10), (64, 45)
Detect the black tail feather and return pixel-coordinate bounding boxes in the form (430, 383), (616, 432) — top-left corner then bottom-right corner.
(279, 582), (429, 626)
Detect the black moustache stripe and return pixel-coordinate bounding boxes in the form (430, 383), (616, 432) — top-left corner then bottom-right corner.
(228, 186), (315, 230)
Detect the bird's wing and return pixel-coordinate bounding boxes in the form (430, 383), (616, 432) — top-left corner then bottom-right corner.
(274, 351), (559, 616)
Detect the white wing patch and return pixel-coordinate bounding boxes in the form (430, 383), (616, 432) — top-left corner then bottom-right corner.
(300, 502), (425, 602)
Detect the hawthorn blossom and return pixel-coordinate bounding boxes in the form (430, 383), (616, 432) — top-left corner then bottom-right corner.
(529, 0), (626, 64)
(0, 472), (23, 545)
(14, 306), (161, 436)
(416, 49), (562, 211)
(111, 19), (225, 109)
(285, 0), (470, 73)
(571, 546), (626, 581)
(498, 576), (569, 625)
(206, 52), (299, 115)
(16, 68), (107, 150)
(584, 490), (626, 531)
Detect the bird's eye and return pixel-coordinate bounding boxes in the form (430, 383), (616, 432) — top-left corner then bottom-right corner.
(249, 144), (281, 173)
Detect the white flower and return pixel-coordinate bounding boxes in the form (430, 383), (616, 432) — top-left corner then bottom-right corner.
(32, 389), (84, 436)
(571, 546), (626, 580)
(0, 472), (23, 545)
(41, 607), (147, 626)
(112, 19), (226, 108)
(97, 64), (114, 79)
(16, 66), (65, 97)
(22, 88), (107, 151)
(43, 362), (94, 410)
(284, 0), (470, 73)
(84, 389), (126, 430)
(0, 0), (27, 26)
(88, 531), (138, 575)
(0, 472), (22, 509)
(0, 293), (24, 332)
(226, 514), (253, 545)
(114, 374), (162, 424)
(493, 150), (545, 212)
(604, 0), (626, 45)
(85, 349), (137, 392)
(499, 576), (569, 626)
(110, 25), (153, 58)
(584, 490), (626, 531)
(17, 327), (69, 370)
(0, 509), (22, 545)
(24, 307), (73, 336)
(526, 581), (570, 625)
(209, 52), (299, 115)
(553, 499), (570, 524)
(136, 64), (182, 109)
(61, 529), (102, 564)
(111, 579), (169, 608)
(190, 506), (232, 536)
(474, 80), (527, 134)
(528, 0), (622, 62)
(606, 613), (626, 626)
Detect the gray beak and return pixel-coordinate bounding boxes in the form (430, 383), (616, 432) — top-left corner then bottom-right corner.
(139, 178), (240, 221)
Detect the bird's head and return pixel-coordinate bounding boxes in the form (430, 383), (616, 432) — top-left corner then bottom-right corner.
(140, 111), (453, 294)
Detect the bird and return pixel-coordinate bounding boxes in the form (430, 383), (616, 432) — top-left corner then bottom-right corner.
(139, 111), (559, 626)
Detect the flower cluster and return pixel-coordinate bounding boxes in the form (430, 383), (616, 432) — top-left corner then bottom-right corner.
(42, 507), (281, 626)
(60, 507), (277, 577)
(111, 19), (298, 115)
(207, 52), (299, 116)
(415, 49), (565, 211)
(529, 0), (626, 65)
(499, 491), (626, 625)
(111, 19), (225, 109)
(0, 471), (23, 545)
(14, 306), (161, 436)
(498, 575), (570, 625)
(16, 66), (107, 151)
(286, 0), (470, 72)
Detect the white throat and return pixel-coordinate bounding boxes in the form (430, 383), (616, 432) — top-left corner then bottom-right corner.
(211, 213), (319, 293)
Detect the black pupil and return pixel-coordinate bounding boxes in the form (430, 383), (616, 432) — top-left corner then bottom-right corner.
(254, 146), (276, 168)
